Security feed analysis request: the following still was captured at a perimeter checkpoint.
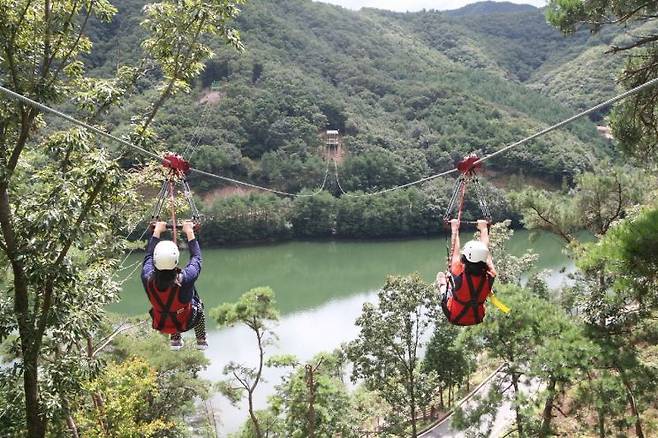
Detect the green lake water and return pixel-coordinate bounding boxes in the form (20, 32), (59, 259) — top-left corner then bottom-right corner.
(112, 229), (571, 321)
(111, 230), (573, 435)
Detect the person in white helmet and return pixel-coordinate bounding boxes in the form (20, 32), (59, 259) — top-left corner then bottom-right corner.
(436, 219), (497, 326)
(141, 220), (207, 350)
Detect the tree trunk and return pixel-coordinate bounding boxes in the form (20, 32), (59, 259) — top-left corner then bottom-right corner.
(23, 349), (46, 438)
(597, 409), (605, 438)
(539, 377), (557, 437)
(409, 371), (417, 437)
(511, 373), (524, 437)
(439, 385), (444, 409)
(621, 377), (644, 438)
(63, 400), (79, 438)
(248, 390), (262, 438)
(249, 324), (265, 438)
(306, 364), (317, 438)
(614, 361), (644, 438)
(0, 185), (44, 438)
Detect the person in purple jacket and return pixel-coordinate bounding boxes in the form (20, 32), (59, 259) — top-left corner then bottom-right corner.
(142, 220), (207, 351)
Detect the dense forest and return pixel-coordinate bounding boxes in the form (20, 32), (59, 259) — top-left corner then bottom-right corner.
(1, 0), (657, 438)
(82, 0), (640, 244)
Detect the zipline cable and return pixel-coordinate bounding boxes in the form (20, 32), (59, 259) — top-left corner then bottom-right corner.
(4, 75), (658, 198)
(333, 156), (457, 198)
(331, 76), (658, 196)
(0, 84), (330, 197)
(474, 76), (658, 166)
(191, 162), (332, 197)
(0, 85), (162, 162)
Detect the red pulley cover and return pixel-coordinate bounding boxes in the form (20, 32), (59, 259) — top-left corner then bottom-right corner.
(456, 154), (482, 174)
(163, 152), (191, 175)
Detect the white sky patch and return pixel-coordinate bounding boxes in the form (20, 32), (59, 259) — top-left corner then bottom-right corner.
(316, 0), (547, 12)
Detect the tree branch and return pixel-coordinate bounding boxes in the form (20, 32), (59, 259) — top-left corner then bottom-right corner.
(232, 370), (250, 391)
(38, 0), (53, 81)
(45, 0), (81, 74)
(6, 108), (38, 177)
(608, 33), (658, 53)
(138, 15), (207, 135)
(91, 320), (148, 357)
(0, 186), (30, 328)
(603, 179), (624, 234)
(46, 0), (94, 89)
(35, 177), (106, 340)
(529, 205), (573, 244)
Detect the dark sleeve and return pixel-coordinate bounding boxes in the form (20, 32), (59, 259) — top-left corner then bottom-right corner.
(141, 236), (160, 287)
(180, 239), (202, 287)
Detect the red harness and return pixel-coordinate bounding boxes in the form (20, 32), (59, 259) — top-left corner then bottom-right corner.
(446, 272), (492, 326)
(145, 277), (194, 334)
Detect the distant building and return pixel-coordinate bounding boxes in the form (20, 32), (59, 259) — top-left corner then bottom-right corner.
(326, 129), (340, 149)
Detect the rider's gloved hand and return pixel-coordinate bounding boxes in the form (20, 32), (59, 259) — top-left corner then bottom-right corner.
(153, 221), (167, 238)
(182, 220), (195, 241)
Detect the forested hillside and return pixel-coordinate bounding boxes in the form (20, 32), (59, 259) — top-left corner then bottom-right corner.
(84, 0), (626, 199)
(2, 1), (657, 437)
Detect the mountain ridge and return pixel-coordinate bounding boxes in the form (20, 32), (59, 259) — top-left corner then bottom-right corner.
(88, 0), (622, 194)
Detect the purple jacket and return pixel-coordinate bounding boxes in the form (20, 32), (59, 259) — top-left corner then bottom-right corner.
(141, 236), (202, 304)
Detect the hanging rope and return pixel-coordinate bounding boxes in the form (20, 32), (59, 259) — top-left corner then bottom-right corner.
(182, 98), (213, 158)
(333, 157), (457, 198)
(168, 177), (178, 243)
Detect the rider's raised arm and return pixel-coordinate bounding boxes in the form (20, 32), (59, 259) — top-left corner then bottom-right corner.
(141, 221), (166, 285)
(180, 221), (202, 285)
(450, 219), (462, 273)
(477, 219), (495, 269)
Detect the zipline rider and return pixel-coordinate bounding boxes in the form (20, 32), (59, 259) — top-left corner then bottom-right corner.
(142, 220), (208, 350)
(437, 219), (497, 326)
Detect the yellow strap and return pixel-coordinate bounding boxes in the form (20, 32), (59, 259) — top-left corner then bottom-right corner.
(489, 291), (511, 314)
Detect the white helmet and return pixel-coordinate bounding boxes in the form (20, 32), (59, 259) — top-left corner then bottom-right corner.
(153, 240), (179, 270)
(462, 240), (489, 263)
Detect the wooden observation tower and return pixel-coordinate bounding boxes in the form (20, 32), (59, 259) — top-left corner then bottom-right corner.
(325, 130), (340, 149)
(323, 129), (344, 162)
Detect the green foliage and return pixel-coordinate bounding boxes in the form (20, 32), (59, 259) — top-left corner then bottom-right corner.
(267, 351), (357, 438)
(214, 286), (278, 329)
(202, 193), (292, 244)
(232, 410), (283, 438)
(347, 274), (440, 437)
(196, 176), (517, 244)
(456, 286), (575, 435)
(290, 191), (336, 237)
(511, 165), (648, 242)
(141, 0), (244, 83)
(74, 357), (173, 438)
(109, 327), (211, 422)
(0, 0), (244, 435)
(547, 0), (658, 164)
(212, 287), (279, 438)
(422, 319), (471, 408)
(338, 147), (430, 192)
(335, 188), (439, 239)
(485, 220), (539, 284)
(86, 0), (615, 198)
(578, 204), (658, 320)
